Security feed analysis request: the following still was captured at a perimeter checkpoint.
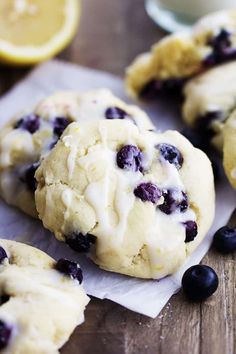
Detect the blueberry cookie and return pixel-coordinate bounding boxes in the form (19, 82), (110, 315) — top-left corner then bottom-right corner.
(126, 10), (236, 98)
(0, 239), (89, 353)
(183, 61), (236, 149)
(35, 119), (215, 279)
(0, 89), (153, 217)
(223, 109), (236, 188)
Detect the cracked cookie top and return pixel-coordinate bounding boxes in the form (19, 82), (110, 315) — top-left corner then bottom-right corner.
(35, 119), (215, 279)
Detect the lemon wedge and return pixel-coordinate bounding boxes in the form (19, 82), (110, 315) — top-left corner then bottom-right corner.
(0, 0), (80, 65)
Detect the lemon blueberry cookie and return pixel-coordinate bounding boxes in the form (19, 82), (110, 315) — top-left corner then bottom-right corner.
(0, 89), (153, 217)
(126, 10), (236, 99)
(35, 119), (215, 279)
(0, 239), (89, 353)
(223, 109), (236, 189)
(183, 61), (236, 149)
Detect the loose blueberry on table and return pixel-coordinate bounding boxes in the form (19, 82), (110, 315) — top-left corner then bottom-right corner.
(116, 145), (143, 172)
(66, 232), (96, 253)
(182, 265), (218, 301)
(213, 226), (236, 253)
(55, 258), (83, 283)
(14, 114), (40, 134)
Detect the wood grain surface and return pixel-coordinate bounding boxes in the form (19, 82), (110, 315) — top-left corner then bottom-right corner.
(0, 1), (235, 353)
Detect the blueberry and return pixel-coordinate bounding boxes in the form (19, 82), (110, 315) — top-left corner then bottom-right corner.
(208, 29), (231, 52)
(14, 114), (40, 134)
(20, 162), (40, 191)
(116, 145), (143, 172)
(182, 265), (218, 301)
(184, 221), (198, 242)
(55, 258), (83, 283)
(140, 78), (185, 99)
(0, 247), (7, 264)
(134, 182), (162, 203)
(0, 321), (11, 350)
(66, 232), (96, 253)
(204, 29), (236, 66)
(212, 226), (236, 253)
(105, 107), (129, 120)
(158, 189), (188, 215)
(157, 143), (183, 169)
(53, 117), (70, 138)
(0, 295), (9, 306)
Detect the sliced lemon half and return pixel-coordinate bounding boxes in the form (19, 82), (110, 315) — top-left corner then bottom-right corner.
(0, 0), (80, 65)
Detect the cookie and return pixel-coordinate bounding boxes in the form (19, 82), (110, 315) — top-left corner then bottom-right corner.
(0, 239), (89, 353)
(126, 10), (236, 98)
(223, 109), (236, 188)
(0, 89), (153, 217)
(183, 61), (236, 149)
(35, 119), (215, 279)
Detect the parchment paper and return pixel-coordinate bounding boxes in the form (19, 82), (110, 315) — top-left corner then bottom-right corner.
(0, 60), (235, 317)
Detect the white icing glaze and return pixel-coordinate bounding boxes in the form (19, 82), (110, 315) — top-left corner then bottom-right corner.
(62, 135), (78, 179)
(61, 188), (73, 221)
(64, 122), (197, 275)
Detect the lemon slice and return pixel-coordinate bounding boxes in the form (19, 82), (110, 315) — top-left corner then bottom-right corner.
(0, 0), (80, 65)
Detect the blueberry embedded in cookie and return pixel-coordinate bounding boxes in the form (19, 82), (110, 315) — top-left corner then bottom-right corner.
(222, 109), (236, 188)
(66, 233), (96, 253)
(105, 106), (129, 120)
(0, 320), (12, 350)
(14, 114), (40, 134)
(0, 247), (7, 264)
(158, 189), (188, 215)
(55, 258), (83, 283)
(0, 239), (89, 353)
(126, 10), (236, 99)
(0, 89), (154, 218)
(134, 182), (162, 203)
(183, 61), (236, 150)
(116, 145), (143, 172)
(157, 143), (184, 169)
(20, 162), (40, 192)
(35, 119), (215, 279)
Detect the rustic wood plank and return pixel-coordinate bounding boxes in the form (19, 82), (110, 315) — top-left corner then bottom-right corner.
(200, 250), (235, 354)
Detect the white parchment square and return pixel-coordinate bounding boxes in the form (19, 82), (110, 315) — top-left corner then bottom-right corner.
(0, 60), (235, 317)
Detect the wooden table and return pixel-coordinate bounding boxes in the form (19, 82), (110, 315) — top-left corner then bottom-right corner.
(0, 1), (235, 353)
